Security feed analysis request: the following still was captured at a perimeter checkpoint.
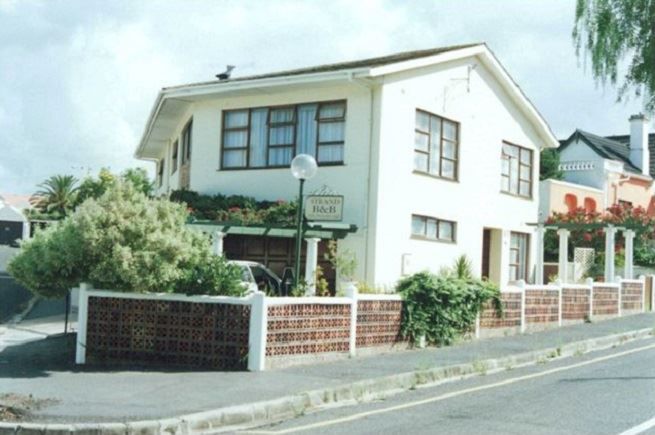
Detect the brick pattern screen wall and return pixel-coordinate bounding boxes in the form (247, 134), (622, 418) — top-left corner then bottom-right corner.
(562, 288), (590, 321)
(266, 304), (350, 357)
(592, 286), (619, 316)
(356, 300), (403, 347)
(85, 297), (250, 370)
(621, 282), (643, 313)
(525, 289), (559, 324)
(480, 292), (521, 329)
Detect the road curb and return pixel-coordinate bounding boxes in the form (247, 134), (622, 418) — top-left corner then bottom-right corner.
(0, 327), (652, 434)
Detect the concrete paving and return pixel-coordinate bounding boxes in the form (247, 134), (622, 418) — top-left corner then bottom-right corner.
(246, 338), (655, 435)
(0, 311), (653, 425)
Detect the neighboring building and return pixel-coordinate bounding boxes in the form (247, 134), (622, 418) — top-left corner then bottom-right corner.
(542, 115), (655, 218)
(135, 43), (558, 288)
(0, 194), (30, 246)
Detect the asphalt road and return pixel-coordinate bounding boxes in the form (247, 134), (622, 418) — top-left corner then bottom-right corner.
(244, 338), (655, 435)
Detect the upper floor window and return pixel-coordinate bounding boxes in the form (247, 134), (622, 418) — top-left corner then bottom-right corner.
(414, 110), (459, 181)
(221, 100), (346, 169)
(181, 119), (192, 165)
(501, 141), (532, 198)
(410, 214), (456, 243)
(171, 140), (178, 174)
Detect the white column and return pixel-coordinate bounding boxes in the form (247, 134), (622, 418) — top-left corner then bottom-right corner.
(639, 275), (646, 312)
(518, 280), (526, 333)
(211, 231), (225, 256)
(585, 277), (594, 320)
(624, 230), (635, 280)
(535, 225), (546, 285)
(21, 221), (30, 240)
(75, 282), (91, 364)
(604, 226), (616, 282)
(557, 229), (570, 284)
(345, 282), (358, 357)
(247, 291), (268, 372)
(304, 238), (321, 296)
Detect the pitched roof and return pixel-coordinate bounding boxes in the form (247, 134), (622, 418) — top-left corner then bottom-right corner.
(163, 43), (483, 91)
(559, 130), (643, 174)
(605, 133), (655, 177)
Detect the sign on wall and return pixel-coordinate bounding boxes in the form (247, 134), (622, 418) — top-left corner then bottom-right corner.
(305, 195), (344, 221)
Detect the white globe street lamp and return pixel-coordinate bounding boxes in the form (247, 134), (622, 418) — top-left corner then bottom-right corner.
(290, 154), (318, 291)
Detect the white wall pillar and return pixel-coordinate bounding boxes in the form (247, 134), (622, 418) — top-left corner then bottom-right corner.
(75, 282), (91, 365)
(247, 291), (268, 372)
(518, 280), (526, 333)
(557, 229), (570, 284)
(345, 282), (358, 357)
(304, 238), (321, 295)
(535, 225), (546, 285)
(604, 226), (616, 282)
(211, 231), (225, 256)
(21, 221), (30, 240)
(624, 230), (635, 280)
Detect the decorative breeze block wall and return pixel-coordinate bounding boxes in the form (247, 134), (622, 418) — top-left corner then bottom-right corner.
(621, 281), (644, 313)
(592, 285), (619, 317)
(479, 292), (522, 329)
(356, 300), (404, 347)
(524, 288), (559, 324)
(266, 303), (351, 357)
(85, 297), (250, 370)
(561, 288), (590, 321)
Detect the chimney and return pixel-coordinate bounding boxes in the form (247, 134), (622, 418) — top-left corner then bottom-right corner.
(629, 113), (650, 176)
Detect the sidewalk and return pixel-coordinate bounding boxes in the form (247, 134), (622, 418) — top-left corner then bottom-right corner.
(0, 312), (653, 426)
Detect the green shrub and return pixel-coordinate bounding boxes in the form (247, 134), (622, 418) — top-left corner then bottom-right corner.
(397, 272), (500, 346)
(9, 183), (242, 298)
(177, 254), (244, 296)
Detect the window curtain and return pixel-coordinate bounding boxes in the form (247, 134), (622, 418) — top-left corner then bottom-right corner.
(297, 104), (317, 156)
(249, 109), (267, 167)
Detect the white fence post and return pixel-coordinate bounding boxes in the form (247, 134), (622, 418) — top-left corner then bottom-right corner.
(558, 284), (563, 327)
(345, 282), (358, 357)
(639, 275), (646, 312)
(651, 275), (655, 312)
(519, 280), (526, 333)
(586, 278), (594, 320)
(618, 279), (623, 317)
(248, 291), (268, 372)
(75, 282), (91, 364)
(475, 312), (480, 339)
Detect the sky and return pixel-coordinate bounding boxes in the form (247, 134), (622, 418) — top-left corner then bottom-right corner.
(0, 0), (646, 194)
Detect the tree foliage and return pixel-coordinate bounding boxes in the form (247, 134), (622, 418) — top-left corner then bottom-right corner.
(9, 183), (242, 298)
(540, 149), (564, 181)
(573, 0), (655, 110)
(30, 174), (79, 218)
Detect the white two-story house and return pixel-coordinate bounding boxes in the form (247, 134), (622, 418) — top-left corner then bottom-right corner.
(135, 43), (558, 289)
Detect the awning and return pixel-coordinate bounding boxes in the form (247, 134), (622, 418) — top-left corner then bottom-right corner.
(187, 220), (358, 239)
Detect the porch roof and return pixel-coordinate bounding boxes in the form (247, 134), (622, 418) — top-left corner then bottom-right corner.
(187, 221), (358, 239)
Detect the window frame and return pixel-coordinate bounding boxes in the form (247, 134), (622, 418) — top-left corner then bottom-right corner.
(501, 141), (533, 199)
(220, 100), (347, 170)
(509, 231), (530, 282)
(156, 159), (164, 187)
(413, 109), (460, 181)
(410, 214), (457, 243)
(181, 119), (193, 165)
(171, 140), (179, 175)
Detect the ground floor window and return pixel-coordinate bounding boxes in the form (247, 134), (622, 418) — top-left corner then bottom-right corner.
(509, 232), (530, 281)
(411, 214), (456, 242)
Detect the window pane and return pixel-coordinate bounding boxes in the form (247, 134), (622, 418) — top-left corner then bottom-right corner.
(520, 165), (531, 180)
(270, 108), (294, 124)
(520, 148), (532, 164)
(318, 145), (343, 163)
(510, 249), (519, 263)
(415, 111), (430, 132)
(297, 104), (318, 156)
(519, 181), (531, 197)
(429, 151), (440, 176)
(441, 160), (455, 179)
(268, 147), (293, 166)
(223, 150), (247, 168)
(426, 219), (438, 239)
(415, 132), (429, 152)
(411, 215), (426, 235)
(414, 152), (428, 172)
(223, 130), (247, 149)
(269, 125), (294, 145)
(501, 157), (510, 176)
(509, 265), (518, 281)
(443, 120), (457, 141)
(503, 143), (519, 158)
(442, 140), (456, 159)
(509, 159), (519, 192)
(501, 176), (509, 192)
(439, 221), (454, 241)
(319, 102), (345, 119)
(225, 110), (249, 128)
(249, 109), (268, 167)
(318, 122), (345, 142)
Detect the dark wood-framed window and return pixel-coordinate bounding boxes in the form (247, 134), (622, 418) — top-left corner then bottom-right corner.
(156, 159), (164, 187)
(414, 109), (459, 181)
(501, 141), (533, 198)
(410, 214), (456, 243)
(171, 140), (178, 174)
(221, 100), (346, 169)
(509, 232), (530, 281)
(181, 119), (192, 165)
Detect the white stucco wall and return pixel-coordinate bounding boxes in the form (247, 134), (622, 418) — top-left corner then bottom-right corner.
(559, 139), (607, 191)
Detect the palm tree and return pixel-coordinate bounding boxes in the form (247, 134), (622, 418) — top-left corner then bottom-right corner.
(30, 175), (79, 217)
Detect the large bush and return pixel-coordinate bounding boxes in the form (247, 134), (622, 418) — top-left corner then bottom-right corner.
(397, 271), (500, 346)
(9, 183), (242, 298)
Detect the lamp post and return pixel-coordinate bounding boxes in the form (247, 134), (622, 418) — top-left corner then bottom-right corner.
(290, 154), (318, 290)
